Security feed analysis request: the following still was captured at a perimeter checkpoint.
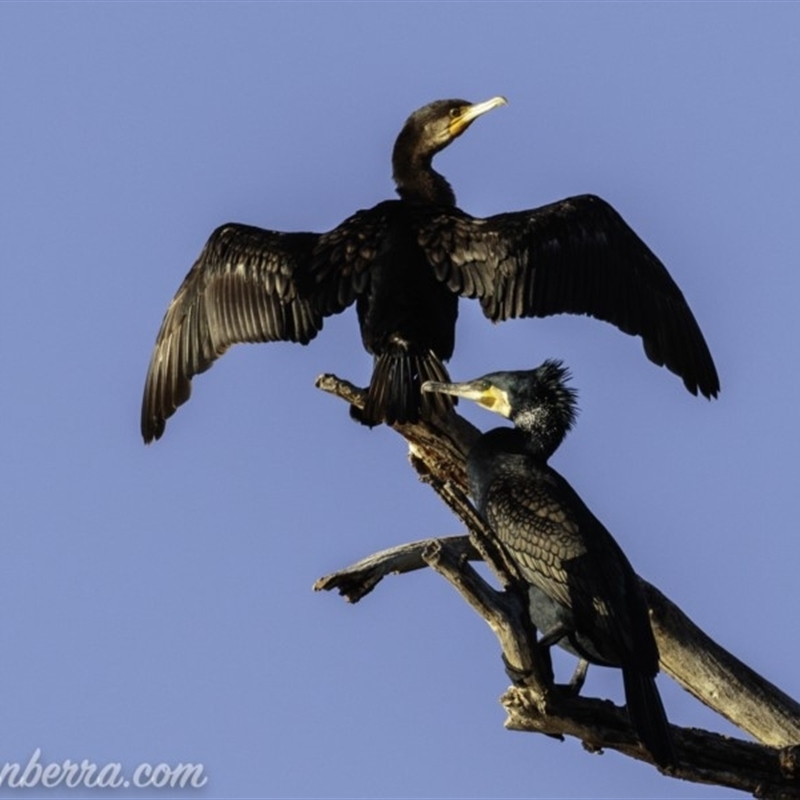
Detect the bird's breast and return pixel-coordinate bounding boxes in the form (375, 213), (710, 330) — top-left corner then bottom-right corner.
(356, 227), (458, 357)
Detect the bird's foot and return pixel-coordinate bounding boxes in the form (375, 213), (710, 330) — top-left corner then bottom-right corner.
(538, 623), (570, 649)
(502, 653), (533, 686)
(556, 659), (589, 697)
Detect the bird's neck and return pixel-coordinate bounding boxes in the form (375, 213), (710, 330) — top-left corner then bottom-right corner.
(513, 408), (565, 461)
(392, 148), (456, 205)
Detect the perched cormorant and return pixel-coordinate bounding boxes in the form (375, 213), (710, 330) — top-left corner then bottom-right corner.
(141, 96), (719, 442)
(423, 362), (677, 768)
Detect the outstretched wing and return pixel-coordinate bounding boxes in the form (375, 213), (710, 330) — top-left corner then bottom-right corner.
(141, 224), (325, 443)
(418, 194), (719, 399)
(141, 205), (395, 443)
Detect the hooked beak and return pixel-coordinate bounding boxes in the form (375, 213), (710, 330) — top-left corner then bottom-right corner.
(422, 378), (512, 418)
(449, 95), (508, 137)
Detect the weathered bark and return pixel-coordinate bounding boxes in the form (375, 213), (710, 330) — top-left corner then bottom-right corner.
(314, 373), (800, 798)
(645, 583), (800, 748)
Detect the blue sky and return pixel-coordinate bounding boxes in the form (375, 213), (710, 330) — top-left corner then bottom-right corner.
(1, 3), (798, 798)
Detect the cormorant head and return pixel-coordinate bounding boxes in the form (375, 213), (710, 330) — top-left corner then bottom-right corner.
(392, 96), (507, 204)
(422, 360), (578, 456)
(397, 96), (508, 155)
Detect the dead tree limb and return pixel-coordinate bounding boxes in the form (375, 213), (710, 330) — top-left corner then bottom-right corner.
(314, 373), (800, 797)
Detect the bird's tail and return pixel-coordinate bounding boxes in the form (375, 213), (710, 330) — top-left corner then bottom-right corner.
(622, 668), (677, 769)
(358, 345), (454, 427)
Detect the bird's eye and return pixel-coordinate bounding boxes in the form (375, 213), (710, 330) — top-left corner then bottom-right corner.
(449, 107), (462, 119)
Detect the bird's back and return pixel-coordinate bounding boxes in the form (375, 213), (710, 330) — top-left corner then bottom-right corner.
(468, 427), (659, 674)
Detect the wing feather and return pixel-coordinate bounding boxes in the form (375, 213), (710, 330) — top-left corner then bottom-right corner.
(141, 206), (395, 442)
(141, 224), (322, 442)
(485, 470), (642, 661)
(312, 202), (394, 313)
(418, 195), (719, 398)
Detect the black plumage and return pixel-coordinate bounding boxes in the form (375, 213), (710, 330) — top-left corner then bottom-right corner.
(141, 96), (718, 443)
(422, 362), (677, 768)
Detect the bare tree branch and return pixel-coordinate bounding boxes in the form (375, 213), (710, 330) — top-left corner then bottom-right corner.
(314, 373), (800, 797)
(314, 534), (480, 603)
(646, 583), (800, 747)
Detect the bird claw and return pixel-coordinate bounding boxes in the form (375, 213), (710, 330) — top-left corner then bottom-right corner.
(555, 659), (589, 697)
(502, 653), (534, 686)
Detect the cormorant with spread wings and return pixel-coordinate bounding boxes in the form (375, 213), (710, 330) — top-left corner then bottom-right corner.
(141, 96), (718, 442)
